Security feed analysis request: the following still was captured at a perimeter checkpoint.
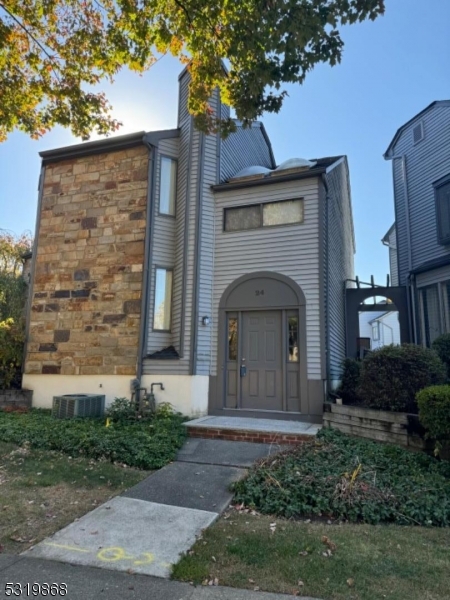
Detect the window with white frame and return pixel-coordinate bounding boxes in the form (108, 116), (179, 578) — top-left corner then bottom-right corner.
(159, 156), (177, 216)
(153, 268), (173, 331)
(372, 322), (380, 341)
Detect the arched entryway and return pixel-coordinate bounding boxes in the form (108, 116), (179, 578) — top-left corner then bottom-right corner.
(211, 272), (309, 417)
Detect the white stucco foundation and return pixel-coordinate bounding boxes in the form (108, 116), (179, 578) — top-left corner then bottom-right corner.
(141, 375), (209, 417)
(22, 374), (135, 409)
(23, 373), (210, 417)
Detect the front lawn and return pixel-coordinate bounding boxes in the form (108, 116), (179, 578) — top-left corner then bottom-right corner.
(233, 428), (450, 526)
(0, 409), (187, 469)
(173, 511), (450, 600)
(0, 441), (149, 554)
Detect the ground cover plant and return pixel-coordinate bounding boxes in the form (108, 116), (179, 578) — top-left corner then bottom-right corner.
(0, 408), (187, 470)
(232, 428), (450, 526)
(0, 441), (149, 554)
(173, 511), (450, 600)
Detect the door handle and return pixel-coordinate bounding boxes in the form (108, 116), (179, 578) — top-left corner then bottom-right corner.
(240, 365), (247, 377)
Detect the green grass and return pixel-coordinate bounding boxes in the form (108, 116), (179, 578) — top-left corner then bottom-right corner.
(0, 441), (149, 554)
(173, 511), (450, 600)
(233, 428), (450, 526)
(0, 409), (187, 469)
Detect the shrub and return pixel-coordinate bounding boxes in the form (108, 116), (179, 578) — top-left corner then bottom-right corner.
(233, 428), (450, 526)
(337, 359), (362, 405)
(358, 344), (446, 413)
(0, 409), (187, 470)
(105, 397), (137, 424)
(417, 385), (450, 455)
(432, 334), (450, 380)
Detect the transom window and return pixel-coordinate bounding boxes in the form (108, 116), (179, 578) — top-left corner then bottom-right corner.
(224, 199), (304, 232)
(435, 176), (450, 245)
(153, 268), (173, 331)
(159, 156), (177, 216)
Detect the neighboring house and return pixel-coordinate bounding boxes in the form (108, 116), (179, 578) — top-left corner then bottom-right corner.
(23, 66), (355, 422)
(384, 100), (450, 347)
(359, 308), (401, 350)
(382, 223), (398, 286)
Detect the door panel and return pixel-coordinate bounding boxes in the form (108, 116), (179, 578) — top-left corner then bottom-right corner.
(241, 311), (283, 410)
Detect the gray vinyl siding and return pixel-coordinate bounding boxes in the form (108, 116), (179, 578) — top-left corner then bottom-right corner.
(212, 178), (322, 379)
(195, 89), (220, 376)
(389, 103), (450, 285)
(415, 264), (450, 288)
(220, 123), (275, 182)
(388, 227), (399, 286)
(146, 138), (179, 355)
(324, 159), (355, 384)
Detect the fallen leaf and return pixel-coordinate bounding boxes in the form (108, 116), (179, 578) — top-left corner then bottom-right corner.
(211, 556), (216, 562)
(321, 536), (337, 551)
(347, 578), (355, 587)
(298, 579), (304, 586)
(299, 551), (308, 556)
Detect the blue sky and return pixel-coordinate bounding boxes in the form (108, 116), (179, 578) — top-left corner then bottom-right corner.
(0, 0), (449, 284)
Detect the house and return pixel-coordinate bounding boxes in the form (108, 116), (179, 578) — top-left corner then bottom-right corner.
(384, 101), (450, 347)
(359, 308), (401, 351)
(23, 66), (355, 422)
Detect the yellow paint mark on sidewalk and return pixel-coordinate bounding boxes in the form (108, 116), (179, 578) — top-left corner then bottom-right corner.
(44, 543), (90, 554)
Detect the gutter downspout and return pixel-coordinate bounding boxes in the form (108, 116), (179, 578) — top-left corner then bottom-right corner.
(137, 138), (156, 383)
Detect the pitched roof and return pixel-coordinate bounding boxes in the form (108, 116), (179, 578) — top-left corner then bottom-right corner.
(384, 100), (450, 158)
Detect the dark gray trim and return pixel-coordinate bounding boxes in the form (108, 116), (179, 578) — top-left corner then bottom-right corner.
(179, 118), (195, 357)
(143, 129), (179, 146)
(23, 164), (45, 375)
(319, 176), (328, 384)
(137, 143), (156, 382)
(384, 101), (450, 158)
(212, 168), (326, 192)
(259, 122), (276, 168)
(39, 131), (146, 164)
(190, 131), (206, 375)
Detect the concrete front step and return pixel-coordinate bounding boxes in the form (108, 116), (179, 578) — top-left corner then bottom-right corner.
(184, 416), (320, 445)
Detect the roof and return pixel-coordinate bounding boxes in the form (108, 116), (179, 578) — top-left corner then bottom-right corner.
(39, 129), (179, 165)
(213, 156), (344, 192)
(411, 254), (450, 275)
(146, 345), (180, 360)
(382, 223), (395, 243)
(384, 100), (450, 158)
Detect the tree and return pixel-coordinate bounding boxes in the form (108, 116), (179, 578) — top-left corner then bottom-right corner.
(0, 230), (32, 388)
(0, 0), (385, 140)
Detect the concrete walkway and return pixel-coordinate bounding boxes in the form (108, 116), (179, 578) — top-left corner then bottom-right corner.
(25, 439), (285, 579)
(0, 555), (319, 600)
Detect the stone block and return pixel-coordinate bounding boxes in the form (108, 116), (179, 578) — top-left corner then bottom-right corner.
(54, 330), (70, 343)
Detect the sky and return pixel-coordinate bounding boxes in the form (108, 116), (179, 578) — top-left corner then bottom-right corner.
(0, 0), (449, 285)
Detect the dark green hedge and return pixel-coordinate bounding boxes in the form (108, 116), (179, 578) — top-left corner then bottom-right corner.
(0, 409), (187, 469)
(233, 428), (450, 526)
(417, 385), (450, 454)
(358, 344), (446, 413)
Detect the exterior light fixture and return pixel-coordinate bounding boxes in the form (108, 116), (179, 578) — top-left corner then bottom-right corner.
(202, 316), (210, 326)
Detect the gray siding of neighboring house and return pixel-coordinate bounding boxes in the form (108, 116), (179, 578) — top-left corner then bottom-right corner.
(388, 227), (399, 286)
(324, 159), (355, 387)
(389, 103), (450, 285)
(212, 177), (323, 380)
(220, 123), (275, 182)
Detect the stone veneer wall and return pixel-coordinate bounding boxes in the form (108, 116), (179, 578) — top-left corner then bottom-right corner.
(25, 145), (149, 377)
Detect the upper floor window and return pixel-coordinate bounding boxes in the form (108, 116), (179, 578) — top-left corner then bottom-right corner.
(434, 175), (450, 245)
(224, 199), (304, 232)
(159, 156), (177, 216)
(412, 121), (424, 145)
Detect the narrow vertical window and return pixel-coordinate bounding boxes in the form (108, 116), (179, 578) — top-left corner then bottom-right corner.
(228, 318), (238, 360)
(288, 316), (299, 362)
(153, 268), (173, 330)
(420, 285), (441, 346)
(159, 156), (177, 215)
